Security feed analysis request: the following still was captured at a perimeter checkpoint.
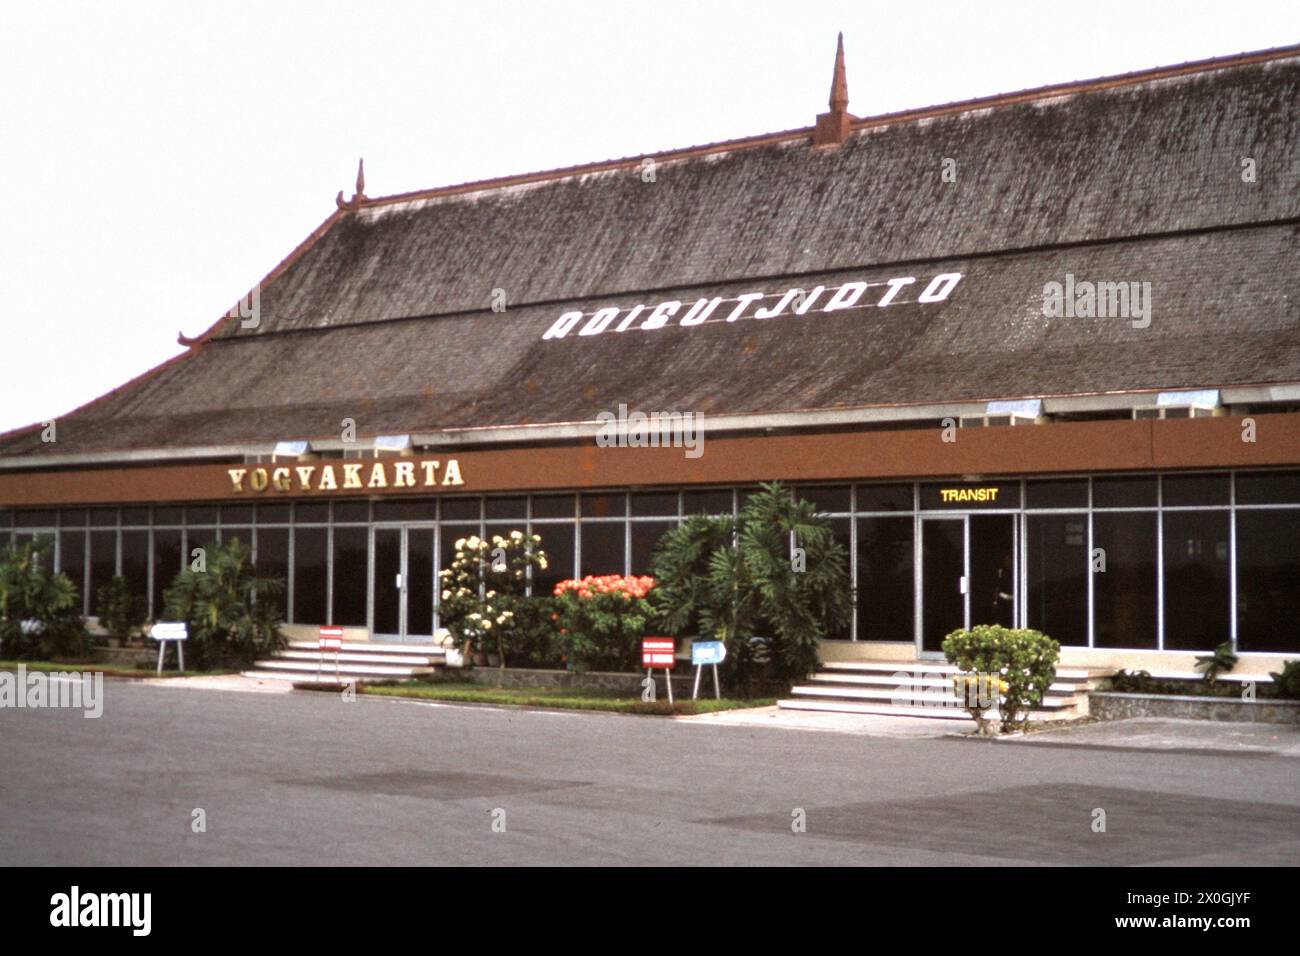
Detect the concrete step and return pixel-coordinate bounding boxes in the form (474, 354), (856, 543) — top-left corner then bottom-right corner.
(252, 659), (436, 677)
(789, 683), (1079, 710)
(777, 697), (1074, 722)
(821, 660), (1093, 683)
(276, 649), (444, 666)
(806, 672), (1082, 694)
(777, 698), (975, 721)
(285, 640), (444, 656)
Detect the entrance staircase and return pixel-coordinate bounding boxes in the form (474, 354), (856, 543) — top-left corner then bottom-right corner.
(779, 660), (1095, 721)
(243, 640), (445, 685)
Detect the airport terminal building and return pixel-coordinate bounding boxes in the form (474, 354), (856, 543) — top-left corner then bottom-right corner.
(2, 43), (1298, 671)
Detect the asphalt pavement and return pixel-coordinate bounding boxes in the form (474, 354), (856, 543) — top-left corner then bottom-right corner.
(2, 677), (1297, 866)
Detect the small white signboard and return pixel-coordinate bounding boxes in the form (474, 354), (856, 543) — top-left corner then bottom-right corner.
(149, 621), (188, 676)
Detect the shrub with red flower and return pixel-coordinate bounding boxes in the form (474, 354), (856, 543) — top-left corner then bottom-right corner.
(552, 575), (656, 671)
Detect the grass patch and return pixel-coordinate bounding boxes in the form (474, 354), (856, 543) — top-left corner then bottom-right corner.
(0, 659), (232, 679)
(339, 681), (773, 715)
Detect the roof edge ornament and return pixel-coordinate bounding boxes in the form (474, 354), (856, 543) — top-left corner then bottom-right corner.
(813, 33), (855, 148)
(335, 157), (369, 211)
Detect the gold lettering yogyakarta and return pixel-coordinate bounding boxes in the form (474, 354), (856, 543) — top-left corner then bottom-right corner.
(224, 459), (465, 495)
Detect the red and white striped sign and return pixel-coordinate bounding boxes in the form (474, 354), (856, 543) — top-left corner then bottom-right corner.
(318, 626), (344, 651)
(641, 638), (675, 669)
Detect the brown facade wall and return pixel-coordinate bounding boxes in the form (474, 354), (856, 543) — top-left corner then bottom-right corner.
(1, 414), (1297, 507)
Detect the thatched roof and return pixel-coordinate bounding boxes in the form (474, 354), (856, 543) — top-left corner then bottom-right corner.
(2, 46), (1297, 461)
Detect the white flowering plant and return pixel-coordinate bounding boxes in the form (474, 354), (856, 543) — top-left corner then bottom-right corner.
(438, 530), (549, 667)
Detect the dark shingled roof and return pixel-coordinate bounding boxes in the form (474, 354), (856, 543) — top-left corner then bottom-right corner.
(2, 47), (1299, 460)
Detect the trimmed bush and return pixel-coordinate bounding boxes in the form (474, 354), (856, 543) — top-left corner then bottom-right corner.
(942, 625), (1060, 732)
(552, 575), (655, 672)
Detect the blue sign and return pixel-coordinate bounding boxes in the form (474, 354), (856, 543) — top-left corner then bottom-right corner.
(691, 641), (727, 666)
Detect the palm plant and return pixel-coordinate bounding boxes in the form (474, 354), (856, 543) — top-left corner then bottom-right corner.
(650, 483), (852, 692)
(161, 536), (284, 670)
(0, 538), (87, 659)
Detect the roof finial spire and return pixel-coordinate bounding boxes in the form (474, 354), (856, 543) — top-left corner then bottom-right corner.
(336, 157), (370, 211)
(813, 33), (855, 148)
(829, 32), (848, 113)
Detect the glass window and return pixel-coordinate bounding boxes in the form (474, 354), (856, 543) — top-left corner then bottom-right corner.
(331, 526), (368, 626)
(484, 496), (527, 520)
(795, 485), (852, 514)
(1025, 479), (1088, 510)
(530, 495), (573, 520)
(440, 497), (481, 521)
(60, 509), (88, 527)
(1235, 471), (1300, 505)
(373, 499), (435, 522)
(1092, 512), (1157, 648)
(0, 510), (11, 529)
(1162, 473), (1229, 507)
(185, 505), (218, 526)
(580, 522), (625, 577)
(88, 531), (117, 619)
(485, 524), (529, 554)
(855, 484), (913, 513)
(437, 524), (479, 615)
(1092, 476), (1157, 508)
(220, 505), (254, 524)
(152, 529), (183, 619)
(580, 493), (625, 519)
(89, 508), (117, 527)
(1162, 510), (1230, 650)
(532, 523), (575, 597)
(120, 531), (150, 617)
(630, 521), (677, 577)
(15, 509), (56, 528)
(292, 527), (328, 625)
(630, 493), (677, 517)
(1025, 515), (1088, 646)
(1236, 510), (1300, 652)
(153, 507), (183, 526)
(682, 489), (734, 515)
(855, 516), (914, 642)
(332, 502), (368, 524)
(220, 528), (252, 550)
(120, 507), (150, 527)
(59, 530), (87, 614)
(823, 517), (852, 639)
(293, 503), (328, 524)
(256, 528), (290, 618)
(256, 503), (292, 524)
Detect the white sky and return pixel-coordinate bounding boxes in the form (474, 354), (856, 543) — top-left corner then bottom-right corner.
(1, 0), (1296, 434)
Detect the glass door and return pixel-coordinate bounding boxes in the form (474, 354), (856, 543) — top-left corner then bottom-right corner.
(920, 517), (966, 656)
(918, 514), (1018, 657)
(372, 527), (403, 641)
(405, 527), (434, 642)
(370, 526), (436, 643)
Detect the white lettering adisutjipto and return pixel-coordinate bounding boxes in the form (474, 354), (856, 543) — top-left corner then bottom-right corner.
(542, 272), (963, 341)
